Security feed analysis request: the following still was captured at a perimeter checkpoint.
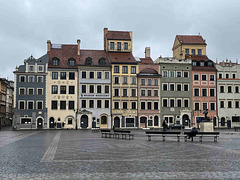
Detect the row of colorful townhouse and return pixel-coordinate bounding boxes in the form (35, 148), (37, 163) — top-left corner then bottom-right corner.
(12, 28), (240, 130)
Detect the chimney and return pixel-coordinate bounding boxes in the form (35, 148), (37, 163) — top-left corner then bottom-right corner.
(47, 40), (51, 52)
(77, 39), (81, 56)
(104, 28), (108, 51)
(145, 47), (151, 58)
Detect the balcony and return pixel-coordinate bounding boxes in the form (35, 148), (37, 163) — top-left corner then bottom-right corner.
(80, 94), (110, 98)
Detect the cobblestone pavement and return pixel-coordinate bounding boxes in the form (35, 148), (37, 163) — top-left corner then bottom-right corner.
(0, 129), (240, 179)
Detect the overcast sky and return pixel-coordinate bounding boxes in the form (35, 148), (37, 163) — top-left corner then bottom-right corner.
(1, 0), (240, 80)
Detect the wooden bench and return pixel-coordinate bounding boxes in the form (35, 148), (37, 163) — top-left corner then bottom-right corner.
(145, 131), (181, 141)
(101, 129), (114, 138)
(234, 127), (240, 132)
(184, 132), (220, 142)
(113, 130), (134, 140)
(92, 127), (100, 133)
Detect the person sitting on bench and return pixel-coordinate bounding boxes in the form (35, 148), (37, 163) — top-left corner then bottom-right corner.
(188, 127), (198, 141)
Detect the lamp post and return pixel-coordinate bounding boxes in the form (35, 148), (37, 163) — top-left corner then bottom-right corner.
(74, 109), (79, 130)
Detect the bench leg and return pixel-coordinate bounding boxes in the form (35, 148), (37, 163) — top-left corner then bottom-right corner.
(185, 136), (187, 142)
(177, 135), (180, 142)
(148, 135), (151, 141)
(199, 136), (202, 142)
(163, 135), (165, 141)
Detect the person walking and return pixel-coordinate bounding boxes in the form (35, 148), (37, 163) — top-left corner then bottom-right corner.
(162, 120), (168, 131)
(188, 127), (198, 141)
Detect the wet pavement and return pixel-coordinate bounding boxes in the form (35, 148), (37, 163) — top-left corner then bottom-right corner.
(0, 129), (240, 179)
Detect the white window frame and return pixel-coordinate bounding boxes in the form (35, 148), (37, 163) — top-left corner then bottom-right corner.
(202, 102), (208, 110)
(194, 88), (200, 96)
(37, 101), (43, 110)
(209, 88), (215, 97)
(162, 71), (168, 77)
(19, 88), (26, 95)
(177, 98), (182, 108)
(27, 100), (34, 110)
(28, 88), (34, 95)
(37, 76), (43, 83)
(38, 65), (44, 72)
(202, 88), (208, 97)
(169, 83), (175, 91)
(183, 98), (189, 108)
(176, 83), (182, 91)
(29, 65), (34, 72)
(194, 102), (200, 111)
(37, 88), (43, 95)
(28, 76), (34, 83)
(194, 74), (199, 81)
(162, 83), (168, 91)
(162, 98), (168, 107)
(210, 102), (216, 111)
(169, 98), (175, 107)
(18, 100), (25, 109)
(201, 74), (207, 81)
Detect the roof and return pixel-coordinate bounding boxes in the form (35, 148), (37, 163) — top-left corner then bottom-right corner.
(48, 44), (79, 68)
(192, 66), (217, 71)
(177, 35), (206, 45)
(106, 30), (131, 40)
(139, 57), (153, 64)
(108, 52), (137, 64)
(78, 50), (110, 66)
(139, 68), (158, 74)
(186, 55), (209, 62)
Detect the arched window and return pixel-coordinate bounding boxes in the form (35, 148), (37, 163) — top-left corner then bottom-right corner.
(85, 57), (92, 65)
(52, 57), (60, 66)
(154, 116), (159, 126)
(101, 116), (107, 124)
(68, 58), (76, 66)
(99, 58), (106, 66)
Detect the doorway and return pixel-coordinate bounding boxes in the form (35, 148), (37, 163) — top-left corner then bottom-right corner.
(37, 118), (43, 129)
(81, 115), (88, 129)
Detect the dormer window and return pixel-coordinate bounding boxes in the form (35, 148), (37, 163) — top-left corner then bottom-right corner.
(192, 61), (197, 66)
(200, 62), (204, 66)
(85, 57), (92, 65)
(110, 42), (114, 50)
(99, 58), (106, 66)
(208, 62), (213, 66)
(124, 43), (128, 50)
(68, 58), (76, 66)
(29, 65), (34, 72)
(117, 42), (121, 50)
(52, 57), (60, 66)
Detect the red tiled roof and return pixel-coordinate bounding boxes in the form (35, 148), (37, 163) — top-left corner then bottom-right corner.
(186, 55), (209, 62)
(106, 31), (131, 40)
(139, 57), (153, 64)
(177, 35), (206, 45)
(139, 68), (158, 74)
(218, 62), (237, 66)
(48, 44), (79, 68)
(192, 66), (217, 71)
(78, 50), (110, 66)
(108, 52), (137, 64)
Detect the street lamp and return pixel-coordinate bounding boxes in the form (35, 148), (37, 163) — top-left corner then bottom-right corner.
(74, 109), (79, 130)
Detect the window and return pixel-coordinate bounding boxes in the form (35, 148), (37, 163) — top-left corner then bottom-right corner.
(68, 59), (76, 66)
(69, 86), (75, 94)
(194, 89), (199, 96)
(177, 72), (181, 77)
(123, 89), (127, 96)
(69, 72), (75, 80)
(97, 72), (102, 79)
(154, 79), (158, 85)
(114, 66), (119, 73)
(52, 58), (59, 66)
(177, 99), (182, 107)
(29, 65), (34, 72)
(200, 62), (204, 66)
(210, 103), (215, 111)
(117, 42), (121, 50)
(184, 72), (189, 78)
(89, 100), (94, 108)
(236, 101), (239, 108)
(101, 116), (107, 124)
(123, 77), (128, 84)
(202, 75), (207, 81)
(123, 102), (127, 109)
(170, 71), (174, 77)
(97, 85), (102, 93)
(147, 102), (152, 110)
(52, 101), (57, 110)
(170, 99), (174, 107)
(235, 86), (239, 93)
(85, 57), (92, 65)
(210, 89), (215, 97)
(38, 65), (44, 72)
(131, 66), (136, 74)
(202, 89), (207, 97)
(219, 74), (222, 79)
(81, 85), (86, 93)
(185, 49), (189, 55)
(90, 72), (94, 79)
(192, 62), (197, 66)
(97, 100), (102, 108)
(226, 74), (229, 79)
(154, 102), (158, 110)
(20, 76), (26, 82)
(29, 76), (34, 83)
(198, 49), (202, 55)
(163, 99), (168, 107)
(233, 74), (236, 79)
(28, 101), (34, 109)
(184, 99), (189, 107)
(195, 102), (200, 110)
(228, 86), (232, 93)
(105, 72), (109, 79)
(82, 100), (86, 108)
(132, 102), (136, 109)
(52, 72), (58, 79)
(114, 89), (119, 96)
(124, 42), (128, 50)
(110, 42), (114, 50)
(141, 79), (145, 85)
(52, 86), (58, 94)
(170, 84), (174, 91)
(114, 77), (119, 84)
(163, 71), (167, 77)
(37, 101), (43, 110)
(220, 101), (224, 108)
(19, 101), (25, 109)
(82, 72), (86, 78)
(163, 84), (168, 91)
(21, 118), (31, 124)
(131, 89), (136, 97)
(203, 103), (207, 110)
(60, 101), (66, 110)
(114, 102), (119, 109)
(68, 118), (73, 125)
(177, 84), (181, 91)
(131, 77), (136, 84)
(28, 88), (34, 95)
(220, 86), (224, 93)
(105, 100), (109, 108)
(141, 102), (145, 110)
(60, 72), (66, 80)
(228, 101), (232, 108)
(89, 85), (94, 93)
(37, 76), (43, 83)
(184, 84), (188, 91)
(19, 88), (25, 95)
(194, 74), (199, 80)
(148, 90), (152, 96)
(154, 90), (158, 96)
(141, 90), (145, 96)
(210, 75), (215, 81)
(105, 86), (109, 93)
(60, 86), (66, 94)
(148, 79), (152, 85)
(122, 66), (128, 74)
